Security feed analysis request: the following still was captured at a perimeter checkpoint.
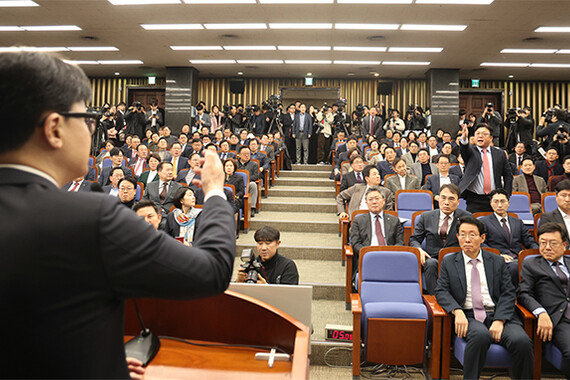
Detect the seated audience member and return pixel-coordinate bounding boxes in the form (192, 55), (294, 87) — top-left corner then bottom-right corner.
(102, 167), (125, 197)
(337, 165), (394, 220)
(161, 126), (177, 147)
(518, 222), (570, 378)
(62, 177), (91, 192)
(169, 142), (189, 177)
(178, 132), (189, 156)
(237, 146), (260, 216)
(423, 154), (460, 204)
(438, 143), (458, 163)
(401, 140), (420, 168)
(155, 137), (172, 162)
(384, 158), (420, 194)
(259, 134), (275, 162)
(512, 158), (548, 214)
(133, 199), (162, 230)
(138, 153), (160, 186)
(539, 180), (570, 241)
(129, 144), (149, 178)
(508, 142), (531, 167)
(450, 154), (465, 179)
(480, 189), (538, 284)
(142, 161), (182, 217)
(238, 129), (250, 148)
(365, 140), (380, 163)
(228, 134), (240, 151)
(213, 129), (224, 145)
(249, 138), (269, 174)
(96, 140), (115, 168)
(147, 132), (159, 152)
(84, 165), (97, 182)
(410, 184), (471, 294)
(224, 158), (245, 235)
(410, 148), (438, 186)
(164, 187), (202, 246)
(377, 146), (398, 180)
(176, 152), (202, 187)
(334, 136), (359, 179)
(340, 155), (365, 192)
(117, 177), (138, 209)
(98, 148), (133, 186)
(236, 226), (299, 285)
(218, 140), (236, 161)
(396, 137), (409, 157)
(340, 148), (361, 176)
(185, 137), (203, 157)
(535, 147), (564, 184)
(123, 135), (140, 160)
(348, 186), (404, 279)
(435, 216), (534, 380)
(417, 132), (428, 149)
(427, 135), (441, 159)
(549, 155), (570, 191)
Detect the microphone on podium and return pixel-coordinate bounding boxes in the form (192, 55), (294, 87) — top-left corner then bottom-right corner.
(124, 300), (161, 366)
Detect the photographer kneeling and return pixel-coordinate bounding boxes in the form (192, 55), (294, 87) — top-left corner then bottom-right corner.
(237, 226), (299, 285)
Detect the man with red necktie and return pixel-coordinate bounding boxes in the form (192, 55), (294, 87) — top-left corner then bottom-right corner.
(62, 177), (90, 192)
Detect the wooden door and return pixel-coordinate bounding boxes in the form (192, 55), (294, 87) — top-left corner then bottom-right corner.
(459, 92), (502, 118)
(128, 88), (165, 109)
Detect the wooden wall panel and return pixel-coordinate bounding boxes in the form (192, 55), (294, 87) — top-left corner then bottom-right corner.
(89, 77), (165, 108)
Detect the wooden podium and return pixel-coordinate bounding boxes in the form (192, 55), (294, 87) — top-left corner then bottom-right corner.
(124, 290), (310, 379)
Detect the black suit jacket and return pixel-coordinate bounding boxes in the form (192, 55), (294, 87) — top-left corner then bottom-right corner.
(170, 156), (190, 172)
(508, 153), (531, 167)
(459, 142), (513, 195)
(0, 168), (234, 378)
(340, 171), (363, 192)
(349, 211), (404, 259)
(281, 113), (296, 138)
(538, 209), (570, 243)
(377, 161), (396, 181)
(85, 165), (97, 181)
(535, 160), (564, 184)
(449, 164), (464, 179)
(480, 214), (538, 257)
(435, 250), (517, 322)
(423, 173), (460, 196)
(99, 165), (134, 186)
(409, 208), (472, 258)
(518, 255), (570, 328)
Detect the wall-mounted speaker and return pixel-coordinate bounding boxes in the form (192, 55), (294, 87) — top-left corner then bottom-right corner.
(229, 79), (245, 94)
(377, 81), (393, 96)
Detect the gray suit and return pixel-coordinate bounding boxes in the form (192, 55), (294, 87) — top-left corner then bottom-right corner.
(336, 183), (394, 216)
(410, 162), (439, 184)
(360, 115), (383, 139)
(384, 174), (421, 194)
(143, 180), (183, 215)
(349, 211), (404, 276)
(401, 152), (418, 169)
(512, 174), (547, 214)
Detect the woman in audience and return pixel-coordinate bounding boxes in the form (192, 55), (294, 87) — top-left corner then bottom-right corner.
(142, 129), (153, 146)
(210, 105), (223, 133)
(137, 153), (160, 186)
(147, 132), (160, 152)
(164, 187), (201, 246)
(365, 140), (380, 163)
(96, 140), (115, 168)
(223, 158), (244, 237)
(407, 131), (417, 142)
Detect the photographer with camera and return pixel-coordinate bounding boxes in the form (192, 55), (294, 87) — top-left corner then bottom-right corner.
(145, 99), (163, 133)
(405, 105), (427, 132)
(125, 101), (146, 139)
(383, 109), (406, 134)
(477, 102), (502, 146)
(236, 226), (299, 285)
(223, 105), (242, 134)
(505, 107), (534, 151)
(316, 105), (334, 164)
(537, 108), (569, 148)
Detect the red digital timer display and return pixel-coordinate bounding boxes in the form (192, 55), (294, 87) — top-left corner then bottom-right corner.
(326, 328), (353, 341)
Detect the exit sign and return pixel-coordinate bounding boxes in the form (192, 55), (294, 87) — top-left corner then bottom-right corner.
(471, 79), (480, 88)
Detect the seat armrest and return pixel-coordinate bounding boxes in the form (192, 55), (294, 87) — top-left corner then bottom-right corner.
(345, 245), (353, 303)
(516, 303), (536, 320)
(351, 293), (362, 315)
(422, 295), (448, 318)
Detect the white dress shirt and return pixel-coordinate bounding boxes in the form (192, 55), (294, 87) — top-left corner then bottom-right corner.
(68, 179), (84, 192)
(369, 211), (385, 246)
(461, 138), (496, 194)
(429, 147), (439, 157)
(398, 174), (406, 190)
(462, 250), (495, 309)
(109, 187), (119, 197)
(439, 174), (451, 187)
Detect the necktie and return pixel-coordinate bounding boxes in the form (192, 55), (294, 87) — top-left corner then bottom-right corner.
(501, 218), (511, 243)
(552, 262), (570, 318)
(482, 148), (492, 194)
(160, 182), (168, 203)
(375, 215), (386, 245)
(69, 182), (80, 192)
(470, 259), (487, 322)
(439, 215), (450, 243)
(370, 117), (374, 135)
(518, 156), (522, 167)
(356, 172), (363, 183)
(135, 159), (144, 175)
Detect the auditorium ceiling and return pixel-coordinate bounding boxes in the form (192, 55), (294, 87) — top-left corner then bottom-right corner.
(0, 0), (569, 80)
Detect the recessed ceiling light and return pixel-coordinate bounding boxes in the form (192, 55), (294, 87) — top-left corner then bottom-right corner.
(530, 63), (570, 68)
(338, 0), (412, 3)
(0, 1), (39, 6)
(190, 59), (236, 63)
(224, 46), (276, 50)
(535, 27), (570, 33)
(278, 45), (330, 50)
(237, 71), (243, 75)
(400, 24), (467, 31)
(416, 0), (493, 3)
(557, 50), (570, 54)
(115, 72), (120, 75)
(184, 0), (255, 3)
(285, 60), (332, 64)
(480, 62), (530, 67)
(508, 75), (514, 78)
(237, 60), (283, 64)
(98, 60), (144, 64)
(0, 26), (23, 31)
(63, 60), (100, 65)
(334, 46), (387, 52)
(347, 72), (355, 76)
(170, 46), (222, 50)
(269, 23), (332, 29)
(501, 48), (557, 54)
(68, 46), (119, 51)
(204, 23), (267, 29)
(260, 0), (333, 3)
(388, 47), (443, 52)
(374, 73), (380, 77)
(307, 72), (312, 76)
(382, 61), (430, 65)
(335, 23), (399, 30)
(141, 24), (203, 30)
(334, 60), (381, 65)
(22, 25), (82, 31)
(109, 0), (180, 4)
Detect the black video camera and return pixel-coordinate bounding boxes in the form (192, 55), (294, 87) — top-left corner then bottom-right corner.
(240, 249), (265, 283)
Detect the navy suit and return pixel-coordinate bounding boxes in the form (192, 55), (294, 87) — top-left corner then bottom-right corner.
(423, 173), (460, 197)
(377, 161), (396, 181)
(435, 250), (534, 380)
(340, 171), (363, 192)
(170, 156), (190, 173)
(535, 159), (564, 184)
(219, 151), (237, 161)
(85, 166), (97, 182)
(450, 164), (464, 180)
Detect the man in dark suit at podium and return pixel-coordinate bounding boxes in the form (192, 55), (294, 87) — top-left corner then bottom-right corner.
(0, 52), (235, 379)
